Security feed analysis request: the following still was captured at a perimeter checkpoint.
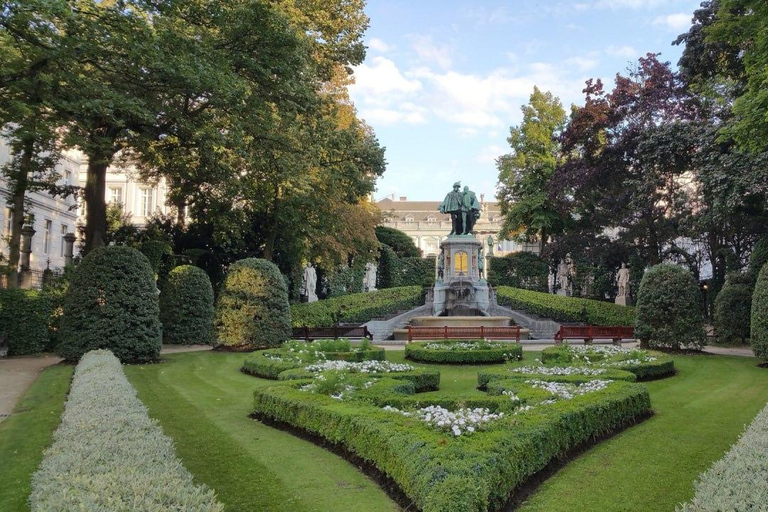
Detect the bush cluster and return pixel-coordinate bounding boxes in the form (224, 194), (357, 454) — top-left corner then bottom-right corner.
(290, 286), (423, 327)
(29, 350), (223, 511)
(495, 286), (636, 326)
(401, 256), (436, 287)
(375, 226), (421, 258)
(751, 263), (768, 361)
(714, 272), (753, 344)
(57, 246), (161, 363)
(138, 239), (172, 276)
(0, 288), (60, 356)
(376, 244), (402, 289)
(488, 253), (549, 292)
(324, 263), (365, 298)
(678, 397), (768, 511)
(539, 345), (676, 381)
(635, 264), (706, 350)
(253, 368), (650, 511)
(405, 340), (523, 364)
(160, 265), (215, 345)
(215, 258), (291, 348)
(748, 237), (768, 277)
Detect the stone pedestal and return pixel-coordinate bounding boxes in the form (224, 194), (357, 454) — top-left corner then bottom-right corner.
(615, 295), (633, 307)
(557, 289), (568, 297)
(433, 235), (490, 316)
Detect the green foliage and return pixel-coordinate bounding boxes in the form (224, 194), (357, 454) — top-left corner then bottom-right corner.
(290, 286), (423, 327)
(374, 226), (420, 257)
(405, 340), (523, 364)
(751, 263), (768, 361)
(540, 346), (676, 381)
(488, 253), (549, 291)
(138, 240), (172, 276)
(748, 237), (768, 277)
(29, 350), (223, 511)
(635, 264), (706, 350)
(400, 256), (435, 287)
(324, 263), (365, 298)
(215, 258), (291, 348)
(376, 244), (402, 289)
(0, 289), (60, 356)
(495, 286), (636, 326)
(159, 265), (215, 345)
(714, 272), (753, 344)
(57, 246), (161, 363)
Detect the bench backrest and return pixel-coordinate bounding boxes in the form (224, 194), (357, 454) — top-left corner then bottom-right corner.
(407, 325), (520, 342)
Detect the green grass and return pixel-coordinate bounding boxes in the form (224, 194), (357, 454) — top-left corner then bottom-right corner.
(0, 364), (73, 512)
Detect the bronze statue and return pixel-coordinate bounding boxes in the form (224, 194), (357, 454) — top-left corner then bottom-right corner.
(439, 182), (464, 235)
(462, 186), (480, 234)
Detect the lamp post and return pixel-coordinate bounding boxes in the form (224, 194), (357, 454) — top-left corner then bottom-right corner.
(19, 224), (36, 288)
(63, 232), (76, 266)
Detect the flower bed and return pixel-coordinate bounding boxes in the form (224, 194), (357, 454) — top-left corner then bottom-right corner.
(242, 339), (385, 379)
(495, 286), (636, 326)
(290, 286), (423, 327)
(541, 344), (675, 380)
(29, 350), (222, 511)
(405, 339), (523, 364)
(252, 365), (651, 511)
(678, 399), (768, 511)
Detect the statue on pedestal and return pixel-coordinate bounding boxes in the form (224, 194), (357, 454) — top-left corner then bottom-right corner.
(439, 182), (464, 235)
(301, 263), (318, 302)
(462, 186), (481, 234)
(557, 259), (571, 296)
(364, 262), (377, 292)
(487, 235), (494, 256)
(615, 263), (631, 306)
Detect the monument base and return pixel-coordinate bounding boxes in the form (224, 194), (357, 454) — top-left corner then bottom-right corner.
(615, 296), (633, 307)
(556, 289), (569, 297)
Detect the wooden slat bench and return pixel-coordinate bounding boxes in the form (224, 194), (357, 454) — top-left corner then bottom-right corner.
(407, 325), (521, 343)
(291, 325), (373, 342)
(554, 326), (635, 345)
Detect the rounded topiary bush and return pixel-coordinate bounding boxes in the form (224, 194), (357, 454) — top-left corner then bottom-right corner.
(714, 272), (753, 345)
(751, 263), (768, 362)
(635, 263), (705, 350)
(215, 258), (291, 348)
(749, 238), (768, 277)
(159, 265), (215, 345)
(58, 246), (161, 363)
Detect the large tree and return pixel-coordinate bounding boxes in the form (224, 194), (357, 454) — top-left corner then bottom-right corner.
(496, 87), (567, 254)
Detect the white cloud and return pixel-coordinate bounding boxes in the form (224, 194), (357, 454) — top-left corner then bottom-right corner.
(477, 145), (505, 164)
(653, 13), (691, 32)
(358, 107), (427, 126)
(350, 57), (422, 99)
(566, 56), (600, 72)
(605, 45), (638, 58)
(457, 127), (479, 138)
(368, 38), (391, 53)
(462, 6), (513, 25)
(410, 34), (453, 70)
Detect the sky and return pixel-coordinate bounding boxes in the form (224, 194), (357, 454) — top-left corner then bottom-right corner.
(347, 0), (704, 202)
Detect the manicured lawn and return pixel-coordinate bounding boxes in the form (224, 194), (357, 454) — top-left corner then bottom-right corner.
(126, 350), (768, 512)
(0, 364), (73, 512)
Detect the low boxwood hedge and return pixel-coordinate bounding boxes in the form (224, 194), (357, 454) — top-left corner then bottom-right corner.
(290, 286), (423, 327)
(252, 371), (650, 511)
(540, 345), (675, 380)
(405, 340), (523, 364)
(278, 365), (441, 393)
(495, 286), (636, 326)
(0, 288), (61, 356)
(477, 366), (637, 389)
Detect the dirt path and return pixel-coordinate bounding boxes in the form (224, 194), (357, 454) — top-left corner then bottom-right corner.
(0, 345), (212, 422)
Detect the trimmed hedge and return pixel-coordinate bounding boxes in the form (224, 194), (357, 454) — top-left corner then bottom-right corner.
(405, 340), (523, 364)
(215, 258), (291, 349)
(0, 289), (60, 356)
(160, 265), (215, 345)
(477, 366), (638, 389)
(290, 286), (423, 327)
(751, 263), (768, 361)
(57, 246), (161, 363)
(488, 253), (549, 292)
(748, 237), (768, 277)
(540, 345), (676, 381)
(635, 264), (706, 350)
(278, 366), (441, 393)
(375, 226), (421, 258)
(495, 286), (636, 326)
(138, 239), (172, 276)
(253, 372), (650, 511)
(376, 244), (402, 289)
(678, 398), (768, 511)
(401, 256), (436, 288)
(29, 350), (223, 511)
(714, 272), (753, 344)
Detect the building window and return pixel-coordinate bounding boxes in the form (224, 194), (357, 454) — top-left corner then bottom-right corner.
(108, 186), (123, 208)
(60, 225), (68, 257)
(405, 216), (414, 223)
(139, 187), (154, 217)
(43, 219), (52, 254)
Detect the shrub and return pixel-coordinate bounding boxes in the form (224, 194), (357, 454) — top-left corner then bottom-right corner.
(751, 263), (768, 362)
(160, 265), (215, 345)
(748, 237), (768, 277)
(714, 272), (753, 344)
(324, 263), (365, 298)
(540, 345), (675, 381)
(376, 244), (402, 289)
(405, 340), (523, 364)
(488, 253), (549, 292)
(375, 226), (421, 257)
(635, 264), (706, 350)
(677, 398), (768, 511)
(290, 286), (423, 327)
(138, 239), (172, 275)
(401, 256), (435, 287)
(29, 350), (223, 511)
(57, 246), (161, 363)
(0, 289), (59, 355)
(495, 286), (636, 326)
(215, 258), (291, 348)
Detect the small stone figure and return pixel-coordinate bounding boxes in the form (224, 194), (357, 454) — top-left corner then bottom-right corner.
(437, 250), (445, 281)
(364, 262), (377, 292)
(439, 182), (464, 235)
(557, 259), (570, 296)
(478, 247), (485, 279)
(487, 235), (494, 256)
(615, 263), (632, 306)
(462, 186), (481, 234)
(301, 263), (318, 302)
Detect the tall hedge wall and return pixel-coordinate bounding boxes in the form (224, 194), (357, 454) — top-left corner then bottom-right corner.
(714, 272), (753, 344)
(376, 244), (402, 289)
(291, 286), (423, 327)
(0, 289), (60, 356)
(751, 263), (768, 362)
(160, 265), (215, 345)
(57, 246), (162, 363)
(488, 252), (549, 292)
(401, 256), (435, 287)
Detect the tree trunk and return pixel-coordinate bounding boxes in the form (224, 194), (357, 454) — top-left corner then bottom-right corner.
(539, 226), (547, 255)
(262, 187), (281, 261)
(6, 138), (34, 289)
(83, 151), (112, 254)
